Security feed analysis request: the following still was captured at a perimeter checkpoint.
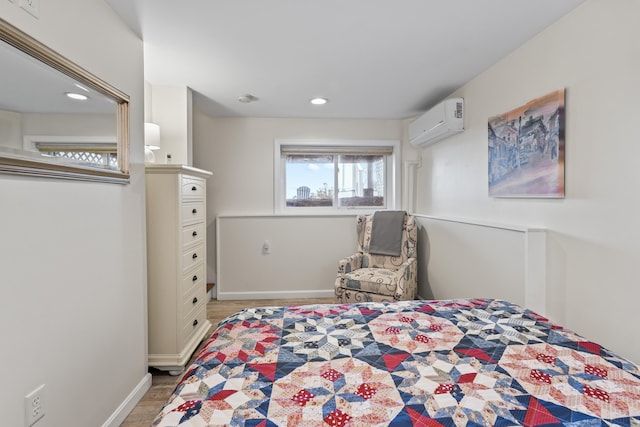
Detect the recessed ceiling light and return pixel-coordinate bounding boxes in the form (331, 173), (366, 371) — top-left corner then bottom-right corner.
(65, 92), (88, 101)
(310, 97), (328, 105)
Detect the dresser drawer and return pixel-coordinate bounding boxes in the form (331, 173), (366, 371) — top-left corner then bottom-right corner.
(182, 261), (205, 293)
(181, 202), (205, 226)
(182, 222), (205, 249)
(182, 245), (204, 274)
(182, 283), (205, 320)
(182, 305), (207, 348)
(181, 176), (205, 201)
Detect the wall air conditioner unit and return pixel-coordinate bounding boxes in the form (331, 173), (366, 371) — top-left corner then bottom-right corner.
(409, 97), (464, 148)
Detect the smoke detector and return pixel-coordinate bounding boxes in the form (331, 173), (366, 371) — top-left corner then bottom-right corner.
(237, 94), (258, 103)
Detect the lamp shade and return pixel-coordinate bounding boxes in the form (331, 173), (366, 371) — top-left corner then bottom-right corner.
(144, 122), (161, 150)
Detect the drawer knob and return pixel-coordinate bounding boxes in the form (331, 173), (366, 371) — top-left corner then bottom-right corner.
(192, 231), (198, 237)
(192, 297), (198, 304)
(192, 253), (198, 260)
(192, 275), (198, 282)
(192, 208), (198, 214)
(193, 319), (198, 327)
(191, 186), (197, 191)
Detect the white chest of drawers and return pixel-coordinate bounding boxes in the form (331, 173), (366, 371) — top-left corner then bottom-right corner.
(145, 164), (213, 374)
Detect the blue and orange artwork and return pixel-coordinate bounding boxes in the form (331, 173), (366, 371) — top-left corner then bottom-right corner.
(488, 89), (565, 197)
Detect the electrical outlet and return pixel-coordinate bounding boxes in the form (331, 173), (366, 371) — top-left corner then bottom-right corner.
(25, 384), (46, 426)
(19, 0), (39, 18)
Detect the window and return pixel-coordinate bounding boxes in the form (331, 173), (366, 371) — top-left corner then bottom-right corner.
(275, 139), (400, 214)
(23, 136), (119, 170)
(40, 150), (118, 168)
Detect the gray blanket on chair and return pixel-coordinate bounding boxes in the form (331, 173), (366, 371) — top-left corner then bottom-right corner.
(369, 210), (405, 256)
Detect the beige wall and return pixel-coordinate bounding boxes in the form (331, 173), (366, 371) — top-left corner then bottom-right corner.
(151, 85), (193, 165)
(192, 114), (404, 284)
(0, 110), (23, 149)
(0, 1), (148, 426)
(416, 0), (640, 363)
(217, 215), (357, 298)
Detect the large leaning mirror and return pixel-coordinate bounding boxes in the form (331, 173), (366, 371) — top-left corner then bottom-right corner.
(0, 18), (129, 183)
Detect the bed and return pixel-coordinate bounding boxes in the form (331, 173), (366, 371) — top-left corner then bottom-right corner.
(152, 298), (640, 426)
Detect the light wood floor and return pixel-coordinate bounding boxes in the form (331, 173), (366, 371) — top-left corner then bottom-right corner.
(120, 297), (334, 427)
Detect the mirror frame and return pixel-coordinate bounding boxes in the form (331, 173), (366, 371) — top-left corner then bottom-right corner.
(0, 18), (130, 184)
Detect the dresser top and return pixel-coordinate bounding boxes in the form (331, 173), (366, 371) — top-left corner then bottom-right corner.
(145, 163), (213, 178)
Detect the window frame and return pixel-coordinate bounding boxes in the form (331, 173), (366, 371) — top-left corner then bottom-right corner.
(274, 139), (400, 215)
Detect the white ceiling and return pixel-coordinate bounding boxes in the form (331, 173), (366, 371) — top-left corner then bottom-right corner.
(105, 0), (585, 120)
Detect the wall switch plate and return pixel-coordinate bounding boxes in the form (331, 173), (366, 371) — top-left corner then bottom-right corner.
(25, 384), (46, 426)
(19, 0), (39, 18)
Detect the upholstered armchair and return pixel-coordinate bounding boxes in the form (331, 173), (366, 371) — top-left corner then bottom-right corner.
(335, 213), (417, 303)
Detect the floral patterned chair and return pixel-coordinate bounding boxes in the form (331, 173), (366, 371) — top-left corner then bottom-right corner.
(335, 213), (417, 303)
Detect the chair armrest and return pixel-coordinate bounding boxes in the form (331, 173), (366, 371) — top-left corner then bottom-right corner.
(388, 257), (416, 275)
(337, 253), (362, 275)
(392, 258), (418, 300)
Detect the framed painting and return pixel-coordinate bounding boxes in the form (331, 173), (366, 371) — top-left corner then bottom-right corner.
(488, 89), (565, 198)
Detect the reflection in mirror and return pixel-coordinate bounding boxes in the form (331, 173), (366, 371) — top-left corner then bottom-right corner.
(0, 18), (130, 183)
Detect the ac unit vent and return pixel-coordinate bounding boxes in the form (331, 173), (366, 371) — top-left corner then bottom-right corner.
(409, 98), (464, 148)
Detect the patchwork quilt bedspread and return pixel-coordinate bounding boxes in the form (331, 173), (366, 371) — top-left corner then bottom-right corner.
(152, 299), (640, 426)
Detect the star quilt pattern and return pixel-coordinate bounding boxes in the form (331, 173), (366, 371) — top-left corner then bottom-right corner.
(152, 299), (640, 426)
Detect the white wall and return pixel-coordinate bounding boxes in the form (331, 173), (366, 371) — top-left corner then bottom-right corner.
(151, 85), (193, 165)
(0, 1), (148, 426)
(22, 113), (116, 137)
(0, 110), (23, 149)
(217, 215), (356, 298)
(192, 114), (404, 287)
(415, 0), (640, 364)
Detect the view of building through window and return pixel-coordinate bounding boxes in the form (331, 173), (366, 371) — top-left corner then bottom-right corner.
(285, 154), (385, 208)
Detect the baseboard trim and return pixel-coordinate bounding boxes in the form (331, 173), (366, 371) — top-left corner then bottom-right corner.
(217, 289), (335, 300)
(101, 372), (152, 427)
